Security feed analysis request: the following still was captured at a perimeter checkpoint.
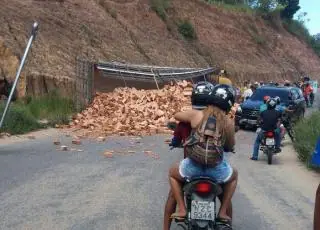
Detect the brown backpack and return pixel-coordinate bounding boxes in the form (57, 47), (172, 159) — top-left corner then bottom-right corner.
(184, 116), (224, 167)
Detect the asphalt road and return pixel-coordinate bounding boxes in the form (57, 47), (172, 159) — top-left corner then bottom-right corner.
(0, 127), (319, 230)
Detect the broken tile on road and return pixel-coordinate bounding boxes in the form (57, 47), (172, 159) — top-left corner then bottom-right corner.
(103, 151), (113, 158)
(97, 136), (106, 142)
(72, 139), (82, 145)
(60, 145), (69, 151)
(53, 140), (61, 145)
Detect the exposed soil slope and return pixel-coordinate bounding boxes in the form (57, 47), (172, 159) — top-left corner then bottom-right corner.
(0, 0), (319, 92)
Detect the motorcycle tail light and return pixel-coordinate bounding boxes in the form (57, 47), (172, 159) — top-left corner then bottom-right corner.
(195, 182), (212, 193)
(265, 131), (274, 138)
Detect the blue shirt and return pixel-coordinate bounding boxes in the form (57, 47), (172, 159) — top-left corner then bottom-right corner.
(276, 105), (286, 113)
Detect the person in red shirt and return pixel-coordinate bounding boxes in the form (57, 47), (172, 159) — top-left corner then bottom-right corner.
(303, 83), (313, 107)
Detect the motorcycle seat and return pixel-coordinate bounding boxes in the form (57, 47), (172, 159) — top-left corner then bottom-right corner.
(187, 176), (217, 183)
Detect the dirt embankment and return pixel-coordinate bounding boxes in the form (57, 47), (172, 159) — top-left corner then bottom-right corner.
(0, 0), (319, 96)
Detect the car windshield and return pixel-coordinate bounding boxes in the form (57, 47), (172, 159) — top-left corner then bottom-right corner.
(250, 88), (289, 102)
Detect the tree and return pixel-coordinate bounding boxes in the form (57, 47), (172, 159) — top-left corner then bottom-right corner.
(249, 0), (278, 12)
(278, 0), (300, 19)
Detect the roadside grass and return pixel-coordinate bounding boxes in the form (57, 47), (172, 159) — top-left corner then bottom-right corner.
(0, 91), (75, 135)
(293, 112), (320, 169)
(26, 91), (75, 125)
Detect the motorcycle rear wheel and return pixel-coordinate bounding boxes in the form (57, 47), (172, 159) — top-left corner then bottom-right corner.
(267, 149), (273, 165)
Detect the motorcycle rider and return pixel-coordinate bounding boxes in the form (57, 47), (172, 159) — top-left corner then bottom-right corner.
(167, 84), (238, 229)
(163, 107), (233, 230)
(251, 98), (282, 160)
(163, 83), (234, 230)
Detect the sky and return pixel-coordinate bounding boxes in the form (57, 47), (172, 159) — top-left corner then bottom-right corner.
(297, 0), (320, 35)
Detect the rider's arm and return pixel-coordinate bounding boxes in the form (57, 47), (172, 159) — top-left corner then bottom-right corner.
(174, 110), (195, 123)
(224, 118), (235, 152)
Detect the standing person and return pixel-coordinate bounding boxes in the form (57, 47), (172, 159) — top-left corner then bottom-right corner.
(243, 84), (254, 101)
(166, 84), (238, 229)
(304, 82), (313, 107)
(240, 81), (248, 98)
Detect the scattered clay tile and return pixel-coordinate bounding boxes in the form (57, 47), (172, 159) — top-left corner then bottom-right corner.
(53, 140), (61, 145)
(72, 139), (82, 145)
(103, 151), (113, 158)
(97, 136), (106, 142)
(60, 145), (69, 151)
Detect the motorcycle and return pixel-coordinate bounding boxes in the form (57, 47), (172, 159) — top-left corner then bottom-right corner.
(178, 176), (225, 230)
(259, 129), (277, 165)
(167, 121), (233, 230)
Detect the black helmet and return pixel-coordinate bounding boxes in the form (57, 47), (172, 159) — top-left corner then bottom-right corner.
(193, 81), (215, 95)
(267, 98), (277, 110)
(191, 81), (215, 109)
(206, 84), (235, 112)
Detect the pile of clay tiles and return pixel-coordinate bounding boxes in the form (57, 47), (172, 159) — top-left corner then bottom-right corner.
(67, 81), (193, 137)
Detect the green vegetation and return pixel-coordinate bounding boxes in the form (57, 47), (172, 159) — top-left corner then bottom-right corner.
(26, 91), (75, 125)
(283, 18), (320, 57)
(0, 91), (75, 135)
(149, 0), (319, 57)
(293, 112), (320, 168)
(0, 103), (42, 135)
(150, 0), (170, 21)
(205, 0), (254, 13)
(178, 20), (197, 40)
(204, 0), (320, 57)
(252, 33), (266, 45)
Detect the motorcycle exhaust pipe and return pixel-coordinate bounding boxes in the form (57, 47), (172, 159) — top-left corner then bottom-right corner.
(0, 22), (39, 129)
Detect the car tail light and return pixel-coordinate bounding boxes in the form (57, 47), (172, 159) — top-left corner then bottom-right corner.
(265, 131), (274, 138)
(195, 182), (212, 193)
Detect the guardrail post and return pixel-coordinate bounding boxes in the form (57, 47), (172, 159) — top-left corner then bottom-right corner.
(151, 68), (160, 90)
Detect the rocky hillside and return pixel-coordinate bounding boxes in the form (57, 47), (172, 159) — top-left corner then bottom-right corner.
(0, 0), (319, 95)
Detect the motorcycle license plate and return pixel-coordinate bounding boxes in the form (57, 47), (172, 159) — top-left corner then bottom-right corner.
(266, 138), (275, 146)
(191, 200), (215, 220)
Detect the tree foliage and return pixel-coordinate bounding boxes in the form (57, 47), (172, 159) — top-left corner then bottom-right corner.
(278, 0), (300, 19)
